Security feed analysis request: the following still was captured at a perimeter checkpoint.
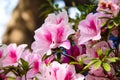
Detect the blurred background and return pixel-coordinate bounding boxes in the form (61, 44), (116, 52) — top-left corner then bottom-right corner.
(0, 0), (97, 48)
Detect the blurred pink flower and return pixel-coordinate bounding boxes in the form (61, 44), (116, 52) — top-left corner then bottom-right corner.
(32, 11), (75, 56)
(85, 74), (110, 80)
(86, 66), (116, 80)
(40, 61), (84, 80)
(97, 0), (120, 16)
(2, 43), (27, 67)
(111, 28), (118, 37)
(0, 45), (7, 68)
(89, 67), (106, 77)
(78, 13), (101, 44)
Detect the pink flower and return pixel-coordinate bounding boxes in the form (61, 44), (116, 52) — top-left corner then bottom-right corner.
(0, 50), (3, 59)
(32, 11), (75, 55)
(72, 30), (80, 45)
(44, 54), (55, 64)
(86, 66), (116, 80)
(85, 74), (110, 80)
(62, 45), (80, 63)
(97, 0), (120, 16)
(0, 45), (8, 58)
(83, 41), (109, 64)
(21, 50), (41, 79)
(2, 43), (27, 67)
(0, 45), (7, 67)
(78, 13), (101, 44)
(111, 28), (118, 37)
(45, 11), (68, 24)
(40, 61), (84, 80)
(89, 67), (106, 77)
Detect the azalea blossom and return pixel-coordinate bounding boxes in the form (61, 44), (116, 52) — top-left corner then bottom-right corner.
(82, 41), (109, 64)
(2, 43), (27, 67)
(0, 1), (120, 79)
(86, 66), (117, 80)
(45, 11), (68, 24)
(0, 45), (7, 68)
(20, 50), (41, 79)
(32, 11), (75, 56)
(97, 0), (120, 16)
(78, 13), (101, 44)
(44, 54), (55, 65)
(39, 61), (84, 80)
(85, 74), (110, 80)
(62, 45), (80, 63)
(72, 30), (80, 45)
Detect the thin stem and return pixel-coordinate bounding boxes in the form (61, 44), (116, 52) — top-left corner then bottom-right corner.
(25, 73), (27, 80)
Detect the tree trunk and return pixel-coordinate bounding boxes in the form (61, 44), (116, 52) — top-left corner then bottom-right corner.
(2, 0), (45, 48)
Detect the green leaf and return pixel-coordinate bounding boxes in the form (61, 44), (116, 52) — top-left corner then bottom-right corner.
(34, 77), (39, 80)
(54, 4), (59, 8)
(20, 58), (29, 71)
(94, 60), (102, 69)
(97, 49), (102, 56)
(106, 57), (119, 62)
(47, 0), (53, 7)
(102, 62), (111, 71)
(83, 59), (98, 70)
(113, 17), (119, 26)
(105, 49), (113, 56)
(42, 54), (51, 61)
(69, 62), (80, 65)
(108, 22), (114, 29)
(7, 77), (15, 80)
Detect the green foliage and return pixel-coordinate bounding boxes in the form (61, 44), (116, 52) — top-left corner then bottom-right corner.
(83, 49), (120, 72)
(20, 58), (29, 72)
(113, 17), (120, 26)
(102, 62), (111, 71)
(77, 4), (96, 20)
(39, 0), (97, 22)
(69, 58), (83, 66)
(0, 58), (30, 78)
(34, 77), (39, 80)
(94, 60), (102, 69)
(42, 53), (51, 61)
(39, 0), (62, 19)
(97, 49), (102, 57)
(106, 57), (119, 62)
(69, 61), (81, 65)
(83, 59), (98, 70)
(108, 22), (114, 29)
